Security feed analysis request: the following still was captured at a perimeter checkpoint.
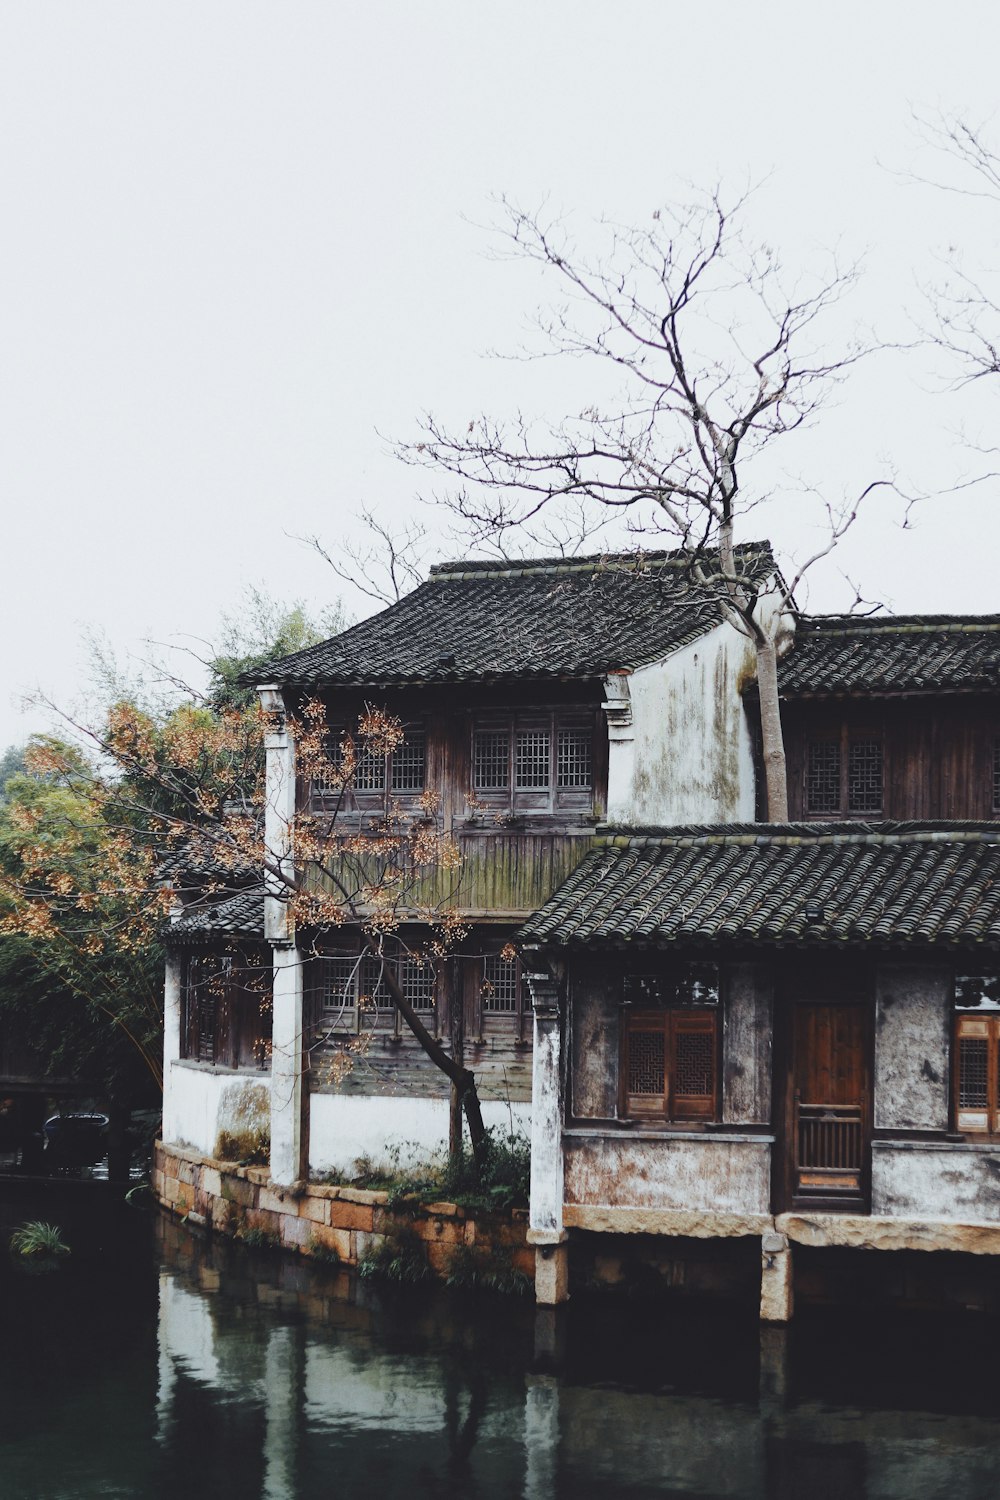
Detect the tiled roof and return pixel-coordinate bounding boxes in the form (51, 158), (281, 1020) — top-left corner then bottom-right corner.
(779, 615), (1000, 696)
(169, 888), (265, 944)
(251, 545), (774, 688)
(519, 822), (1000, 950)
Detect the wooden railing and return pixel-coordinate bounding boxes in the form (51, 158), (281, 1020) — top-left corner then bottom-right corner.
(795, 1099), (864, 1175)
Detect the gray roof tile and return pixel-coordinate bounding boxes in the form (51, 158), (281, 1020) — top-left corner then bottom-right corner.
(252, 545), (773, 688)
(780, 616), (1000, 696)
(520, 822), (1000, 949)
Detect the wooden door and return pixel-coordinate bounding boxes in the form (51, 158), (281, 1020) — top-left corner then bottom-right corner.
(787, 1002), (870, 1211)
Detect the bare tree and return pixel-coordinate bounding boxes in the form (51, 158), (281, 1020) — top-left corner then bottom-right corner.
(911, 112), (1000, 388)
(400, 193), (888, 819)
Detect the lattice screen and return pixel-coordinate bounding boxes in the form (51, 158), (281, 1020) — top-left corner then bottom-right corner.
(515, 730), (550, 790)
(993, 740), (1000, 814)
(807, 740), (840, 813)
(391, 733), (425, 792)
(958, 1035), (989, 1108)
(473, 730), (509, 790)
(319, 956), (359, 1017)
(482, 954), (520, 1012)
(353, 742), (386, 792)
(628, 1029), (666, 1096)
(557, 727), (592, 788)
(401, 956), (435, 1011)
(675, 1030), (714, 1098)
(848, 739), (883, 813)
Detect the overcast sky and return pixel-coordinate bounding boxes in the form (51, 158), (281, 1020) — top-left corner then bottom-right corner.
(3, 3), (1000, 748)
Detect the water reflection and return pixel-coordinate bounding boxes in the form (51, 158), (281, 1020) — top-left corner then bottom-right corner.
(2, 1187), (1000, 1498)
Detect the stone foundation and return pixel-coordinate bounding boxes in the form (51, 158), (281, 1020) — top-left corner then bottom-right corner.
(154, 1141), (533, 1286)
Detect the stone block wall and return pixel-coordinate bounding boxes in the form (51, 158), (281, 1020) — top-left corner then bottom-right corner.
(153, 1142), (533, 1285)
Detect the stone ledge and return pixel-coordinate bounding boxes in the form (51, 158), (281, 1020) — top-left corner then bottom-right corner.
(777, 1212), (1000, 1256)
(563, 1205), (774, 1238)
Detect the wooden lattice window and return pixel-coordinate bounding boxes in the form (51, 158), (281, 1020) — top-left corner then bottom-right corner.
(182, 951), (270, 1069)
(312, 944), (439, 1040)
(955, 978), (1000, 1135)
(470, 712), (595, 816)
(622, 1008), (718, 1121)
(310, 721), (425, 809)
(805, 729), (883, 817)
(992, 740), (1000, 815)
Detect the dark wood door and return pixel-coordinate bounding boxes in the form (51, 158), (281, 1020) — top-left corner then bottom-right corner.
(787, 1002), (870, 1211)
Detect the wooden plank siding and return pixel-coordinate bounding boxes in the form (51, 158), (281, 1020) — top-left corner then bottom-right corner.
(783, 697), (1000, 822)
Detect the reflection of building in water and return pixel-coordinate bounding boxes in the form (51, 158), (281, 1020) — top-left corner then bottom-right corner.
(153, 1224), (1000, 1499)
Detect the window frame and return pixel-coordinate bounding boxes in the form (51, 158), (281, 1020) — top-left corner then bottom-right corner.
(619, 967), (721, 1124)
(953, 973), (1000, 1136)
(804, 725), (884, 819)
(479, 951), (528, 1042)
(181, 950), (271, 1070)
(470, 711), (596, 818)
(310, 943), (439, 1042)
(309, 720), (427, 814)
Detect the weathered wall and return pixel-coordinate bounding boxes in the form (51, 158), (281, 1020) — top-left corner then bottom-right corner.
(153, 1142), (533, 1284)
(610, 624), (759, 826)
(723, 964), (772, 1125)
(569, 960), (619, 1120)
(874, 966), (950, 1131)
(162, 1060), (270, 1159)
(563, 1132), (772, 1215)
(872, 1141), (1000, 1220)
(308, 1093), (531, 1176)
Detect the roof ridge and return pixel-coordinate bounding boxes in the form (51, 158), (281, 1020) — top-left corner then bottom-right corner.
(594, 819), (1000, 850)
(797, 614), (1000, 633)
(428, 540), (774, 581)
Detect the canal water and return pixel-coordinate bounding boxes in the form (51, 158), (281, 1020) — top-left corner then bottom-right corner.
(3, 1183), (1000, 1498)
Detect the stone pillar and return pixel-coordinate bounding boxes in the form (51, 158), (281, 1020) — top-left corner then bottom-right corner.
(525, 966), (568, 1305)
(270, 945), (306, 1186)
(257, 684), (308, 1188)
(760, 1230), (793, 1322)
(161, 949), (182, 1144)
(602, 671), (634, 821)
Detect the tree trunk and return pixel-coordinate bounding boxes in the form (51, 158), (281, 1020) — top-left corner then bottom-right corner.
(755, 633), (789, 822)
(365, 939), (491, 1173)
(448, 965), (465, 1164)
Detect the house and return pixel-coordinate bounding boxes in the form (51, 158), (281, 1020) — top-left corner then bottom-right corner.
(522, 612), (1000, 1311)
(158, 559), (1000, 1320)
(159, 547), (777, 1190)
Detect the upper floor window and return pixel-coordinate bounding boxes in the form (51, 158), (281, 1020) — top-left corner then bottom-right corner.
(311, 723), (426, 811)
(992, 741), (1000, 815)
(470, 713), (594, 817)
(806, 731), (883, 817)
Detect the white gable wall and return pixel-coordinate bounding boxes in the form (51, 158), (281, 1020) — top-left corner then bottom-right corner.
(608, 619), (763, 826)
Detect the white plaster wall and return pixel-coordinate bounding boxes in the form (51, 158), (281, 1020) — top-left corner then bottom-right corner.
(609, 622), (759, 826)
(563, 1134), (772, 1214)
(308, 1092), (532, 1176)
(872, 1142), (1000, 1221)
(162, 1060), (271, 1158)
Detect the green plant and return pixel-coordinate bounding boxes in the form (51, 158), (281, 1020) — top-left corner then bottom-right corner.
(307, 1235), (340, 1265)
(445, 1243), (530, 1296)
(357, 1231), (430, 1285)
(438, 1127), (531, 1213)
(9, 1221), (70, 1259)
(234, 1222), (280, 1250)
